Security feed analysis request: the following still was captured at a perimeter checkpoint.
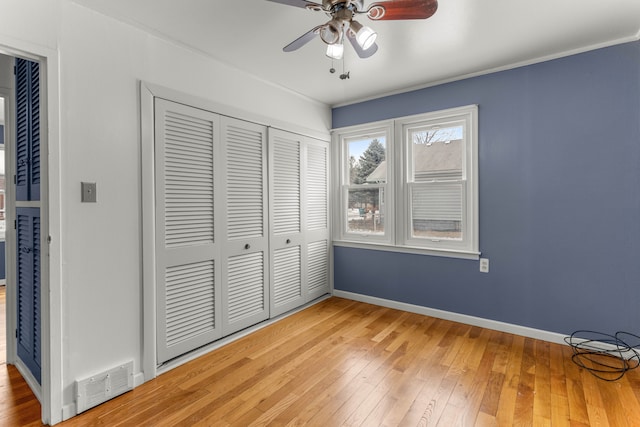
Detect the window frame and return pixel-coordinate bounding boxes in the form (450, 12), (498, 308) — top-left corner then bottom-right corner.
(333, 105), (479, 260)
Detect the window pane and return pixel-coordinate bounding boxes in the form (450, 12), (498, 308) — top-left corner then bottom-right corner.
(409, 125), (462, 182)
(347, 137), (386, 185)
(347, 187), (384, 234)
(411, 183), (462, 240)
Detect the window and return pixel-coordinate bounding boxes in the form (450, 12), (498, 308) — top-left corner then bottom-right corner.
(334, 105), (478, 259)
(338, 123), (394, 244)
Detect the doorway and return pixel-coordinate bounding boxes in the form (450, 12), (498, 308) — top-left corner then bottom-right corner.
(0, 49), (47, 423)
(0, 34), (60, 421)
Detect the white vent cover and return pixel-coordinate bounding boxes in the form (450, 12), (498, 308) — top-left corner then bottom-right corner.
(75, 361), (134, 413)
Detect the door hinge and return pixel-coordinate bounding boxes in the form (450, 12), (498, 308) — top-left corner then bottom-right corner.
(14, 220), (16, 230)
(14, 174), (16, 185)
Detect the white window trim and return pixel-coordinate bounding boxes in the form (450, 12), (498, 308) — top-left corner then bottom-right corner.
(336, 120), (395, 245)
(332, 105), (480, 260)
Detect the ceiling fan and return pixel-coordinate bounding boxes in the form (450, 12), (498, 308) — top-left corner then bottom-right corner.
(266, 0), (438, 60)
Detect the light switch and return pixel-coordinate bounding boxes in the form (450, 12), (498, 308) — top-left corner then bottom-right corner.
(81, 182), (97, 203)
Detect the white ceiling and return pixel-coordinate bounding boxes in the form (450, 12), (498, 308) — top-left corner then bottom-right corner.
(71, 0), (640, 106)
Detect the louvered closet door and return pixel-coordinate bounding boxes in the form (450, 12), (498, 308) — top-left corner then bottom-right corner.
(304, 139), (330, 300)
(15, 58), (40, 201)
(221, 116), (269, 335)
(15, 57), (42, 385)
(154, 99), (222, 364)
(16, 208), (41, 384)
(269, 129), (304, 316)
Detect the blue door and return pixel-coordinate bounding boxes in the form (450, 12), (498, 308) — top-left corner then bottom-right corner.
(15, 58), (40, 201)
(15, 57), (41, 384)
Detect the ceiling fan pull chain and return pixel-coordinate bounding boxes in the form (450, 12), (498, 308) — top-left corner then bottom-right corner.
(340, 54), (350, 80)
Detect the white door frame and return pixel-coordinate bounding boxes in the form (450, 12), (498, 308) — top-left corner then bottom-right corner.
(0, 38), (62, 425)
(0, 87), (14, 365)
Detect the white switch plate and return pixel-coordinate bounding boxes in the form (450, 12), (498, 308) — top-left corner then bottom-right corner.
(81, 182), (97, 203)
(479, 258), (489, 273)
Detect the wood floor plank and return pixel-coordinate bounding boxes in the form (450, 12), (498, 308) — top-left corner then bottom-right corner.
(562, 344), (591, 426)
(606, 377), (640, 426)
(452, 329), (498, 426)
(474, 410), (498, 427)
(495, 334), (525, 426)
(615, 375), (640, 426)
(3, 296), (640, 426)
(549, 341), (572, 425)
(513, 337), (536, 424)
(0, 364), (42, 427)
(378, 374), (426, 427)
(533, 340), (552, 421)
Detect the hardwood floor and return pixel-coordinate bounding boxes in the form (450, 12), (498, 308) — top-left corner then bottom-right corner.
(2, 284), (45, 427)
(3, 296), (640, 426)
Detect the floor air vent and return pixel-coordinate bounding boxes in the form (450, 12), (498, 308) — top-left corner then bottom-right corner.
(75, 361), (134, 413)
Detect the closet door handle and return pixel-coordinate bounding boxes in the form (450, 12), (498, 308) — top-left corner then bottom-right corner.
(244, 243), (251, 250)
(286, 239), (291, 244)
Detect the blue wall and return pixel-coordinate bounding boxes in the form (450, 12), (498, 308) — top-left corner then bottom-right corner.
(332, 40), (640, 336)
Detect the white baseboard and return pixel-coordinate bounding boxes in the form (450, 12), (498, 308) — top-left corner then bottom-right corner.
(332, 290), (569, 346)
(62, 403), (76, 421)
(133, 372), (145, 388)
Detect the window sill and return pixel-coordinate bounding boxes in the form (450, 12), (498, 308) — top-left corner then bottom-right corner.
(332, 240), (480, 260)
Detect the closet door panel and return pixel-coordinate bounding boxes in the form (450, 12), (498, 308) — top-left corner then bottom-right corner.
(221, 117), (269, 335)
(306, 239), (329, 300)
(273, 245), (302, 308)
(15, 58), (40, 201)
(16, 208), (41, 384)
(155, 99), (222, 364)
(269, 129), (304, 316)
(305, 140), (330, 299)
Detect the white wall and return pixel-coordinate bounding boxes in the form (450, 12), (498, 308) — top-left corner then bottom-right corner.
(0, 54), (8, 124)
(0, 53), (13, 95)
(0, 54), (9, 127)
(2, 0), (331, 421)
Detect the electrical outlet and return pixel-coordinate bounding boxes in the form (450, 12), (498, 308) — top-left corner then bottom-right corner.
(479, 258), (489, 273)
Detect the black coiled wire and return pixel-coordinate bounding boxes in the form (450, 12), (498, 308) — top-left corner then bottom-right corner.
(565, 331), (640, 381)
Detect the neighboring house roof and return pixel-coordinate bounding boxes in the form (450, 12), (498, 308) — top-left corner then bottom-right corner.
(365, 139), (462, 183)
(414, 139), (462, 176)
(366, 161), (387, 183)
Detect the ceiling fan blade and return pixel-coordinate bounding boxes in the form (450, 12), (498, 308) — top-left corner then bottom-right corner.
(367, 0), (438, 20)
(346, 31), (378, 58)
(283, 26), (322, 52)
(265, 0), (323, 9)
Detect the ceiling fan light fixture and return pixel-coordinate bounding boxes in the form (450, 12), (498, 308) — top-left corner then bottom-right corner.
(350, 20), (377, 51)
(326, 42), (344, 59)
(320, 20), (342, 45)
